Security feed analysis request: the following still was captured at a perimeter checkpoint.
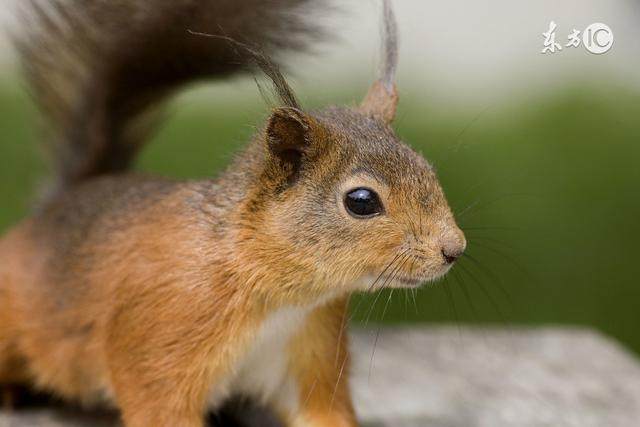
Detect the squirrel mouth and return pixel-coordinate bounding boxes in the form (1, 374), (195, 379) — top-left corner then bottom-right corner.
(381, 266), (453, 288)
(382, 274), (425, 288)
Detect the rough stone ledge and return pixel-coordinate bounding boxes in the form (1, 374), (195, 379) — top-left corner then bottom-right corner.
(351, 326), (640, 427)
(2, 326), (639, 427)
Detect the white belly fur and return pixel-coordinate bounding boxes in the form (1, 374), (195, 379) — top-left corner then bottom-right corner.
(207, 304), (312, 413)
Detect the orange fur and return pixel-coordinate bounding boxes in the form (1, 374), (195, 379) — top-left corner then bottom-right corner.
(1, 1), (466, 426)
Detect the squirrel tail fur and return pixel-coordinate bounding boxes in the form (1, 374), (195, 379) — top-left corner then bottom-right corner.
(17, 0), (323, 193)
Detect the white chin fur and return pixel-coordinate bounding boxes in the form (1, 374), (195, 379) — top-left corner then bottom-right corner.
(354, 266), (452, 291)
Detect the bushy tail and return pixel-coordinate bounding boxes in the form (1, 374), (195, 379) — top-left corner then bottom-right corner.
(17, 0), (323, 192)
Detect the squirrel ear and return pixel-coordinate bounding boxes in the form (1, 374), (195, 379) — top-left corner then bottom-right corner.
(360, 80), (398, 123)
(265, 107), (313, 184)
(266, 107), (311, 158)
(360, 0), (399, 123)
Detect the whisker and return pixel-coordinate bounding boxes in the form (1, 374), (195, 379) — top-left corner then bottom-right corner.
(360, 287), (385, 327)
(357, 254), (405, 326)
(411, 286), (419, 315)
(303, 377), (319, 411)
(381, 288), (396, 323)
(451, 268), (479, 322)
(349, 249), (409, 323)
(461, 225), (521, 232)
(364, 254), (411, 326)
(468, 240), (531, 279)
(367, 249), (410, 293)
(466, 234), (517, 251)
(403, 287), (409, 320)
(329, 351), (348, 410)
(438, 104), (492, 166)
(457, 262), (509, 323)
(462, 252), (512, 303)
(368, 288), (395, 382)
(456, 193), (536, 219)
(334, 295), (351, 367)
(442, 276), (461, 336)
(409, 252), (429, 261)
(366, 253), (412, 384)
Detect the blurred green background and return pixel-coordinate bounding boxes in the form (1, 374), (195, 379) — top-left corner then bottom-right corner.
(2, 78), (639, 353)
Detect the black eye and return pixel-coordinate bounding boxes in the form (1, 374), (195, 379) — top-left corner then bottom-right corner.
(344, 187), (384, 218)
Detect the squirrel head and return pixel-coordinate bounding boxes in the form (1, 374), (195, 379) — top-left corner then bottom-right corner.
(230, 0), (464, 294)
(241, 103), (465, 292)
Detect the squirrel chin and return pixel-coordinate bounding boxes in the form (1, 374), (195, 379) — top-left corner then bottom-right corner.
(354, 265), (454, 291)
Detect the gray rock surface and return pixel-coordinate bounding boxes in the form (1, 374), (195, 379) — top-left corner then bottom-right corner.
(351, 327), (640, 427)
(1, 327), (639, 427)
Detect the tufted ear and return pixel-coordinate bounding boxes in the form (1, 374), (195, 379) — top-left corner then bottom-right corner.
(265, 107), (314, 185)
(359, 0), (399, 124)
(360, 80), (398, 123)
(266, 107), (311, 161)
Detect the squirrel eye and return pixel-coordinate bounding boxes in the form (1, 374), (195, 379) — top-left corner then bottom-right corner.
(344, 188), (384, 218)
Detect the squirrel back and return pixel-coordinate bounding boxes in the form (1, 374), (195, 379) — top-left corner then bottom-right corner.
(18, 0), (323, 193)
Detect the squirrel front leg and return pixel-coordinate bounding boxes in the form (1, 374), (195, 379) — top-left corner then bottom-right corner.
(105, 285), (241, 427)
(279, 296), (358, 427)
(106, 319), (212, 427)
(108, 352), (213, 427)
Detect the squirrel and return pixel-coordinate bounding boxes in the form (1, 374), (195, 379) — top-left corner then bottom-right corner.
(0, 0), (466, 426)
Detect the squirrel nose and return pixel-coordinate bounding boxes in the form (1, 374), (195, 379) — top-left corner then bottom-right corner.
(441, 230), (466, 265)
(440, 220), (467, 265)
(441, 248), (462, 264)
